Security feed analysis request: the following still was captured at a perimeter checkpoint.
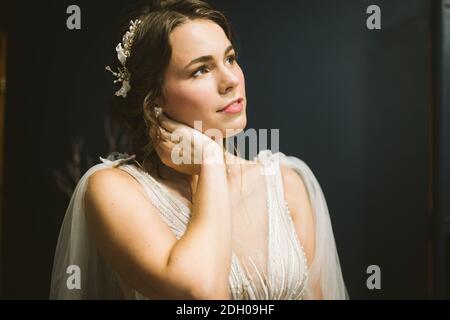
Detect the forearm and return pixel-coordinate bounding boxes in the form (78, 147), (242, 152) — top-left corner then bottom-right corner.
(165, 152), (232, 298)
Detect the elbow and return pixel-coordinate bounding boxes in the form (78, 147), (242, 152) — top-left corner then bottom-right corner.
(189, 283), (231, 300)
(160, 268), (230, 300)
(164, 255), (231, 299)
(185, 274), (231, 300)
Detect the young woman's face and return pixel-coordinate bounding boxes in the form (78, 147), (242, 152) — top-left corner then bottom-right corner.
(160, 19), (247, 138)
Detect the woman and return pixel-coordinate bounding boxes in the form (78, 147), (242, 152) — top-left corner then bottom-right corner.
(50, 0), (348, 300)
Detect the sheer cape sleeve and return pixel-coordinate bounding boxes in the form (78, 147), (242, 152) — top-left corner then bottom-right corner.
(49, 153), (138, 299)
(277, 152), (349, 300)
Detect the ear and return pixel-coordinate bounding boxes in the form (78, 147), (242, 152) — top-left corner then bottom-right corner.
(154, 95), (176, 121)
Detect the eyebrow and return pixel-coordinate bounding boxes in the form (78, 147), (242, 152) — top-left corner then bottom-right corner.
(183, 44), (235, 70)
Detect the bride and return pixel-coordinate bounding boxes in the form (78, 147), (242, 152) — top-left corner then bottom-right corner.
(50, 0), (348, 300)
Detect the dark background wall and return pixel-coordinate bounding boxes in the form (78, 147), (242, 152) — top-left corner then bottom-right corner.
(0, 0), (436, 298)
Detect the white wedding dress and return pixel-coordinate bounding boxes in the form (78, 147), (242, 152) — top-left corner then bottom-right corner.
(50, 150), (348, 300)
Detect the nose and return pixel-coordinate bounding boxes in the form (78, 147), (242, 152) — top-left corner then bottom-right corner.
(218, 65), (239, 95)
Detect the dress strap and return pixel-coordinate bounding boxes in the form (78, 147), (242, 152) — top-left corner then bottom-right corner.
(256, 150), (284, 199)
(257, 149), (309, 299)
(99, 152), (137, 167)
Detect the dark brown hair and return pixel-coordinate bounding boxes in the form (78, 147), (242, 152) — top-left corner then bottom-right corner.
(108, 0), (237, 174)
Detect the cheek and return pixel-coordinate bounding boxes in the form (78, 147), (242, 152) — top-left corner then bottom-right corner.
(163, 82), (213, 123)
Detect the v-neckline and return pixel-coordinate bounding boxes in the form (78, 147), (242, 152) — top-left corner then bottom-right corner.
(126, 157), (279, 299)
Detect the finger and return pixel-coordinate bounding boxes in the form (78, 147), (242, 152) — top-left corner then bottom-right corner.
(156, 139), (183, 161)
(160, 127), (182, 143)
(157, 138), (173, 152)
(155, 140), (172, 160)
(159, 127), (170, 139)
(159, 113), (186, 133)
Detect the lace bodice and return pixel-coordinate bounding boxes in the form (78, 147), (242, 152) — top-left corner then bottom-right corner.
(50, 150), (348, 300)
(100, 150), (309, 299)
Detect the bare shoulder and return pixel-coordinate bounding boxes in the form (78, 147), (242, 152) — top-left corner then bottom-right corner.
(84, 167), (150, 225)
(84, 166), (165, 243)
(84, 166), (164, 237)
(86, 167), (147, 201)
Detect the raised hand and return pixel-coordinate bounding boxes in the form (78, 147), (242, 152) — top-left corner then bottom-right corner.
(155, 114), (225, 175)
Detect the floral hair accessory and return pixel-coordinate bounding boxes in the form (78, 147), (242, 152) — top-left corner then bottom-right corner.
(105, 19), (142, 98)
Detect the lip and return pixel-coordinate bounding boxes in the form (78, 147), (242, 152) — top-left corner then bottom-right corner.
(217, 97), (244, 114)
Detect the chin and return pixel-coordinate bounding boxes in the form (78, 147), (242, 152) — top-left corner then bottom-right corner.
(201, 112), (247, 139)
(222, 115), (247, 138)
(223, 127), (244, 138)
